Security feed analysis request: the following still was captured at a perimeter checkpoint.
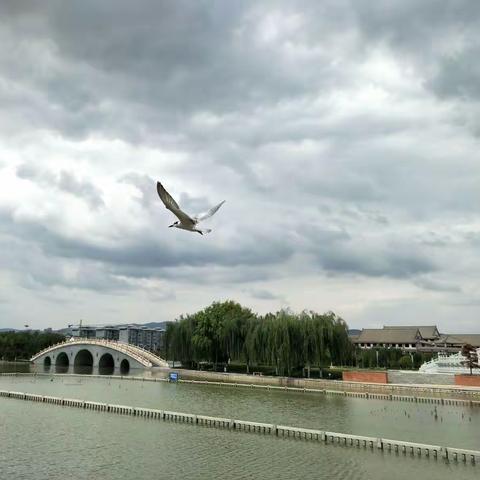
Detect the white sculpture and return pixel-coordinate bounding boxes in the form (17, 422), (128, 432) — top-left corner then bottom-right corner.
(419, 350), (480, 374)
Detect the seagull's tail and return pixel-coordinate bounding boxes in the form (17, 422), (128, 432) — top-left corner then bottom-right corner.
(198, 228), (212, 235)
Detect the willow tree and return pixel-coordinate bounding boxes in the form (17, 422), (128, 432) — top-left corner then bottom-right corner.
(165, 301), (354, 374)
(220, 301), (255, 364)
(243, 316), (262, 373)
(166, 315), (195, 368)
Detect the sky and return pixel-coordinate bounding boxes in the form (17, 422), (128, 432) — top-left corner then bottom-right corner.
(0, 1), (479, 332)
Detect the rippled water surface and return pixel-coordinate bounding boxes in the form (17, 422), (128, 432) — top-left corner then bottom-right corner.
(0, 368), (479, 480)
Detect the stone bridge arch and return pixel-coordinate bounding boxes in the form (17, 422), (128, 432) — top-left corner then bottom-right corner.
(31, 338), (169, 371)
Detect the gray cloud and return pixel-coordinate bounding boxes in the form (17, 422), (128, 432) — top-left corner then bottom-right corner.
(246, 288), (285, 301)
(22, 264), (132, 294)
(413, 276), (462, 293)
(318, 245), (435, 279)
(57, 171), (104, 209)
(0, 204), (293, 280)
(0, 1), (479, 331)
(119, 173), (158, 209)
(16, 163), (104, 209)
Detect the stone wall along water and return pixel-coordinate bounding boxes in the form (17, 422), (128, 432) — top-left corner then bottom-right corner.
(387, 370), (455, 385)
(455, 375), (480, 387)
(342, 371), (388, 384)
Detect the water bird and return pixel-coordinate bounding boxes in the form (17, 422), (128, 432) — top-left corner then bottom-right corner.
(156, 181), (225, 235)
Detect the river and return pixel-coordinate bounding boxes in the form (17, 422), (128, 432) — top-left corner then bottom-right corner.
(0, 364), (479, 479)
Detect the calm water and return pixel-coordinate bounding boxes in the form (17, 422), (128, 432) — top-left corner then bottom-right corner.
(1, 367), (479, 479)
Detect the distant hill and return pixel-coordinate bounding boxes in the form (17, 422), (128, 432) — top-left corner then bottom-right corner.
(55, 328), (72, 335)
(0, 328), (17, 332)
(140, 321), (171, 329)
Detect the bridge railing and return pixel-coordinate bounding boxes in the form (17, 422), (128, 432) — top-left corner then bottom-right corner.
(104, 340), (168, 367)
(80, 339), (153, 367)
(31, 341), (67, 359)
(119, 342), (168, 366)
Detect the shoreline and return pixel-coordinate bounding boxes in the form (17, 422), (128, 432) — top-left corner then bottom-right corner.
(2, 370), (480, 404)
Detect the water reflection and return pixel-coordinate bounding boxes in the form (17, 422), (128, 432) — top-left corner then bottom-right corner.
(120, 359), (130, 375)
(56, 351), (69, 367)
(48, 364), (132, 376)
(0, 361), (160, 378)
(99, 366), (114, 376)
(3, 398), (476, 480)
(73, 365), (94, 375)
(0, 361), (31, 374)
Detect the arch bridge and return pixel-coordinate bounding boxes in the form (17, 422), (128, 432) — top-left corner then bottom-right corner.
(31, 338), (169, 372)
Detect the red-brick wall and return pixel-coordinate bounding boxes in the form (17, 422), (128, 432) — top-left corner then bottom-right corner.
(454, 375), (480, 387)
(342, 371), (388, 384)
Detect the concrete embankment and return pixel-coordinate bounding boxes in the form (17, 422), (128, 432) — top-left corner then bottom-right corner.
(347, 369), (480, 388)
(1, 388), (479, 466)
(167, 368), (480, 402)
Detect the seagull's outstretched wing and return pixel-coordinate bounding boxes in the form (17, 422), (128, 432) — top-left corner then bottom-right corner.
(156, 182), (195, 226)
(195, 200), (226, 223)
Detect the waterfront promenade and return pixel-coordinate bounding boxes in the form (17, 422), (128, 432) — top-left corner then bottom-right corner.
(167, 368), (480, 402)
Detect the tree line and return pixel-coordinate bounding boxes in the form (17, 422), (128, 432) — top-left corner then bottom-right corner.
(0, 331), (65, 361)
(356, 347), (434, 370)
(165, 301), (355, 376)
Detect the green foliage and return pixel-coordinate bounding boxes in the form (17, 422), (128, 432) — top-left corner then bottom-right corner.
(165, 301), (354, 375)
(461, 344), (479, 375)
(356, 348), (433, 370)
(0, 331), (65, 361)
(398, 355), (413, 369)
(320, 368), (343, 380)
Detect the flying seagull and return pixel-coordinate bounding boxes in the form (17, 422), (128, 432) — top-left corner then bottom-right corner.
(156, 181), (225, 235)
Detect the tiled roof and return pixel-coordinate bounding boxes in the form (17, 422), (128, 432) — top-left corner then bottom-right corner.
(383, 325), (439, 339)
(354, 328), (421, 344)
(435, 334), (480, 347)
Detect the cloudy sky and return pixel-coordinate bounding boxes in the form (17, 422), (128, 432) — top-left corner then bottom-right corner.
(1, 1), (479, 332)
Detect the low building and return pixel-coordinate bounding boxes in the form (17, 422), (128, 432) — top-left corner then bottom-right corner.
(434, 334), (480, 350)
(354, 327), (422, 350)
(383, 325), (440, 342)
(353, 325), (479, 353)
